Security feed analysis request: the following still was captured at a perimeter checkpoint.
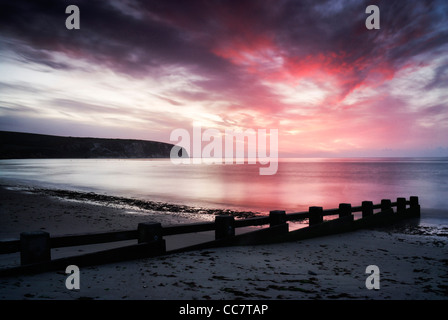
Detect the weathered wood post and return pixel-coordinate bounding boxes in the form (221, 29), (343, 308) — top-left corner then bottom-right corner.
(338, 203), (352, 218)
(397, 197), (406, 214)
(410, 196), (420, 217)
(215, 215), (235, 240)
(269, 210), (286, 227)
(381, 199), (392, 212)
(309, 206), (323, 226)
(268, 210), (289, 236)
(362, 201), (373, 218)
(137, 222), (166, 254)
(20, 231), (51, 265)
(138, 222), (163, 243)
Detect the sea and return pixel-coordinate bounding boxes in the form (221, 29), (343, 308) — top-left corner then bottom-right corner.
(1, 158), (447, 227)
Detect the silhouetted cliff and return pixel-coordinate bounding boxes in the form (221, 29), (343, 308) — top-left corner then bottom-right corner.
(0, 131), (186, 159)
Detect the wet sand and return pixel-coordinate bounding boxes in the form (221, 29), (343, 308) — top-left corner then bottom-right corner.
(0, 185), (447, 300)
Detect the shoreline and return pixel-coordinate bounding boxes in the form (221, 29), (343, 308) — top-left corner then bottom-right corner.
(1, 184), (447, 238)
(0, 184), (447, 300)
(0, 185), (261, 237)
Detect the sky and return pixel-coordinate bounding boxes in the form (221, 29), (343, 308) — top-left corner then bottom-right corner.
(0, 0), (447, 157)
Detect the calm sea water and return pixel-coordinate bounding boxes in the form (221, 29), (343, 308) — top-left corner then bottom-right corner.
(1, 158), (447, 225)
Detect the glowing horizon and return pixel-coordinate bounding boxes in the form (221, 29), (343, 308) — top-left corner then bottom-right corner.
(0, 0), (447, 157)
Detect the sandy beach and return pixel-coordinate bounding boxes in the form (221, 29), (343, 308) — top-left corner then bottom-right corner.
(0, 185), (447, 300)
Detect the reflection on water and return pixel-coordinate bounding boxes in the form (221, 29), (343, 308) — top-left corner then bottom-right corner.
(0, 158), (447, 220)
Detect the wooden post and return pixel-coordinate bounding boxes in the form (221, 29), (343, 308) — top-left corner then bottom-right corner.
(138, 222), (163, 243)
(269, 210), (286, 227)
(397, 197), (406, 214)
(338, 203), (352, 218)
(215, 215), (235, 240)
(309, 206), (323, 226)
(20, 231), (51, 265)
(381, 199), (392, 212)
(137, 222), (166, 255)
(410, 196), (420, 217)
(362, 201), (373, 218)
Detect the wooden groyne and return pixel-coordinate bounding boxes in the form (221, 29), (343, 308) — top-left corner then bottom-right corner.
(0, 196), (420, 276)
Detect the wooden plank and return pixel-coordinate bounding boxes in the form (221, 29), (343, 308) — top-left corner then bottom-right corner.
(322, 208), (339, 216)
(285, 212), (308, 221)
(281, 215), (355, 242)
(0, 240), (166, 276)
(232, 223), (289, 246)
(353, 209), (398, 229)
(50, 230), (137, 248)
(0, 239), (20, 254)
(162, 221), (216, 236)
(234, 216), (270, 228)
(167, 224), (290, 254)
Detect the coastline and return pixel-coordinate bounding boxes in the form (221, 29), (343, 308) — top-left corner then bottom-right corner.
(0, 185), (447, 300)
(0, 185), (259, 236)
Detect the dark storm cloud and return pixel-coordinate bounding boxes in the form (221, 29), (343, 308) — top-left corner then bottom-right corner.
(0, 0), (231, 76)
(282, 0), (445, 62)
(269, 0), (448, 99)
